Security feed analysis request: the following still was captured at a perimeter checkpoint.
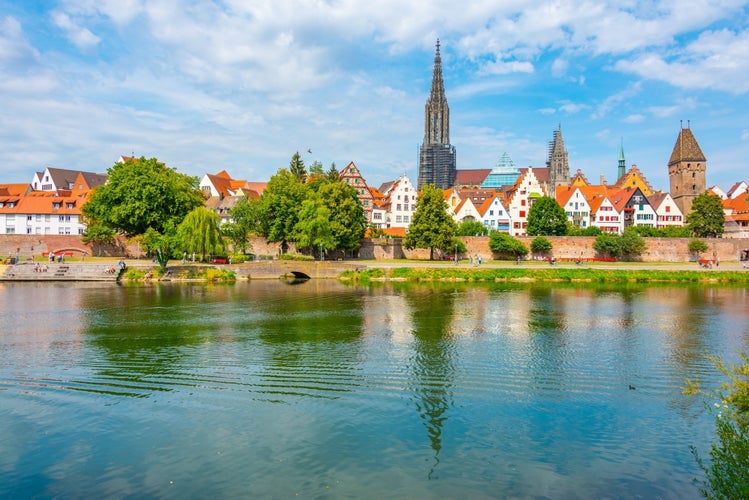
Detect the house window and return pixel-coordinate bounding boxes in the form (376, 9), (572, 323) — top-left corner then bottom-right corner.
(396, 215), (403, 223)
(66, 202), (74, 209)
(27, 215), (33, 221)
(404, 216), (409, 223)
(6, 228), (14, 234)
(53, 202), (61, 209)
(363, 200), (369, 207)
(521, 199), (526, 206)
(396, 204), (402, 211)
(404, 204), (409, 211)
(26, 227), (32, 234)
(665, 206), (671, 213)
(519, 211), (526, 217)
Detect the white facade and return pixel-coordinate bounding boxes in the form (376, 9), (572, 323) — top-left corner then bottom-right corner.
(384, 174), (417, 228)
(480, 196), (511, 232)
(591, 198), (622, 234)
(651, 194), (684, 229)
(507, 167), (545, 236)
(452, 198), (482, 223)
(561, 187), (592, 229)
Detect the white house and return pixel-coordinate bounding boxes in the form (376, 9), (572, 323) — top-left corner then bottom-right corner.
(648, 192), (684, 229)
(506, 167), (546, 236)
(380, 174), (417, 228)
(478, 196), (511, 232)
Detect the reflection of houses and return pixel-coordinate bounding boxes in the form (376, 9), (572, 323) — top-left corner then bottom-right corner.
(199, 170), (265, 225)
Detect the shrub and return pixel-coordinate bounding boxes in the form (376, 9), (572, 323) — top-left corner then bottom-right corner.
(277, 253), (315, 261)
(688, 239), (710, 254)
(686, 353), (749, 498)
(488, 232), (528, 259)
(530, 236), (553, 254)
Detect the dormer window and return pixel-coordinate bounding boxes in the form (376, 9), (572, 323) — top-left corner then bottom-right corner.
(53, 202), (61, 209)
(66, 202), (75, 209)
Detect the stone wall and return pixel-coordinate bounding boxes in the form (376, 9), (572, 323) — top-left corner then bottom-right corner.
(3, 234), (748, 263)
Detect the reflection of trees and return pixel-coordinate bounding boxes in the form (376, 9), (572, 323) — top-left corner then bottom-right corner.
(402, 284), (457, 478)
(253, 282), (365, 400)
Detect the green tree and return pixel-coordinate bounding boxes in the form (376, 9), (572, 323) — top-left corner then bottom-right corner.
(530, 236), (552, 254)
(687, 193), (725, 238)
(526, 196), (568, 236)
(456, 220), (488, 236)
(488, 232), (529, 259)
(404, 185), (457, 260)
(592, 232), (621, 258)
(176, 207), (225, 262)
(81, 221), (117, 256)
(256, 169), (310, 252)
(141, 226), (175, 271)
(289, 152), (307, 182)
(318, 181), (366, 252)
(326, 162), (339, 182)
(293, 193), (335, 256)
(81, 156), (204, 236)
(686, 353), (749, 498)
(222, 197), (258, 254)
(619, 226), (647, 259)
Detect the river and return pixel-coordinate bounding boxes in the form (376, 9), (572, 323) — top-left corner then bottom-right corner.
(1, 281), (747, 498)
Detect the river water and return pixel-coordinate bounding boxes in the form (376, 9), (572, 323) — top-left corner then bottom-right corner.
(1, 281), (748, 499)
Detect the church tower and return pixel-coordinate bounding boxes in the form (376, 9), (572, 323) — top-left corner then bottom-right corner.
(617, 140), (626, 181)
(418, 40), (456, 190)
(668, 123), (706, 215)
(546, 125), (570, 189)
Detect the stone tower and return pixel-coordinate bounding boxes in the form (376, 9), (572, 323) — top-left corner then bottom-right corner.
(668, 124), (706, 215)
(547, 125), (570, 189)
(418, 39), (456, 191)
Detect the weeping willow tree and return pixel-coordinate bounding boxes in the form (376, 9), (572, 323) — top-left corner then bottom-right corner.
(176, 207), (225, 262)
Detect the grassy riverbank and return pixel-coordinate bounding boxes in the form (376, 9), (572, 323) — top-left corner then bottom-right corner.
(341, 266), (749, 283)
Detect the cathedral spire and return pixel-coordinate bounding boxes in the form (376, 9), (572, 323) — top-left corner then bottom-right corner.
(429, 39), (446, 106)
(418, 39), (456, 190)
(424, 39), (449, 145)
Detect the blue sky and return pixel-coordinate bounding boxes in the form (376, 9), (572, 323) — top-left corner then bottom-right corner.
(1, 1), (748, 192)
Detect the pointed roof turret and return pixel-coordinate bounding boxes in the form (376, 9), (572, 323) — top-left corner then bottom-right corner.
(669, 125), (706, 166)
(618, 140), (626, 180)
(429, 39), (447, 105)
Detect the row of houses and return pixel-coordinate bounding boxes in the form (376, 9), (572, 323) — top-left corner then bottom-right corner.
(1, 157), (747, 240)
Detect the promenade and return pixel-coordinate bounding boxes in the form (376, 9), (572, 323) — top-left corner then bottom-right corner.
(1, 257), (746, 282)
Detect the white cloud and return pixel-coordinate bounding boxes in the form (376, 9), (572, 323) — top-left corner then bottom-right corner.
(592, 82), (642, 119)
(623, 114), (645, 123)
(615, 29), (749, 94)
(51, 11), (100, 50)
(0, 16), (39, 65)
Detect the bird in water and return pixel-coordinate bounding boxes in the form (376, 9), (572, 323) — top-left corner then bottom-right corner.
(628, 385), (636, 390)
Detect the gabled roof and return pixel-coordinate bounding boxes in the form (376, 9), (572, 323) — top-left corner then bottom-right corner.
(613, 164), (654, 196)
(647, 191), (670, 211)
(476, 195), (506, 217)
(454, 169), (491, 186)
(519, 166), (549, 183)
(669, 127), (706, 165)
(43, 167), (106, 191)
(0, 183), (32, 196)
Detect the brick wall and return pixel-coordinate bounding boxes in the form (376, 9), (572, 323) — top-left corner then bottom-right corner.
(4, 234), (747, 262)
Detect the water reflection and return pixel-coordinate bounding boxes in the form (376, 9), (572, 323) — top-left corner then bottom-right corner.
(1, 281), (749, 498)
(401, 285), (458, 478)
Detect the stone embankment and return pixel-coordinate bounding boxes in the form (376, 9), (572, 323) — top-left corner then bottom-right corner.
(0, 262), (121, 282)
